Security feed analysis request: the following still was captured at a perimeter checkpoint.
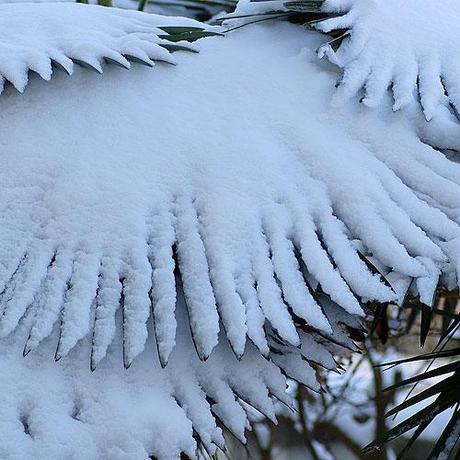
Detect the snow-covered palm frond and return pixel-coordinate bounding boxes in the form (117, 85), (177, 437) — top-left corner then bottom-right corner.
(224, 0), (460, 143)
(2, 3), (460, 458)
(317, 0), (460, 122)
(0, 2), (218, 94)
(1, 286), (359, 458)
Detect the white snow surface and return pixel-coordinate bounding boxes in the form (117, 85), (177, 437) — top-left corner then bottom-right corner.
(0, 3), (206, 93)
(318, 0), (460, 122)
(1, 3), (460, 458)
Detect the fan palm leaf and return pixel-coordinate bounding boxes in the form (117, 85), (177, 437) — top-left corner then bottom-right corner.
(0, 2), (460, 458)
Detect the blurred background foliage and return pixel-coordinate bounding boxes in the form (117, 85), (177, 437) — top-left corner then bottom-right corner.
(220, 289), (460, 460)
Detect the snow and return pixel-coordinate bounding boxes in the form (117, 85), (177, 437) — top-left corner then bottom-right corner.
(318, 0), (460, 122)
(1, 2), (460, 457)
(0, 299), (289, 459)
(0, 3), (207, 94)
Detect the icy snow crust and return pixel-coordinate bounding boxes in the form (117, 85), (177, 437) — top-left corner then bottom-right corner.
(1, 4), (460, 458)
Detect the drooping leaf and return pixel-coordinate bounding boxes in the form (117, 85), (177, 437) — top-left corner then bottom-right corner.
(386, 374), (460, 418)
(364, 392), (458, 454)
(385, 361), (460, 392)
(377, 348), (460, 368)
(420, 304), (433, 347)
(428, 409), (460, 460)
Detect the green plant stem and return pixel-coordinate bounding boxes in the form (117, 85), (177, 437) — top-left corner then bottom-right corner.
(138, 0), (148, 10)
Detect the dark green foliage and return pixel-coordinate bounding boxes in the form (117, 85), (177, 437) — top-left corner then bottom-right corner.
(159, 26), (223, 42)
(367, 345), (460, 459)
